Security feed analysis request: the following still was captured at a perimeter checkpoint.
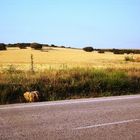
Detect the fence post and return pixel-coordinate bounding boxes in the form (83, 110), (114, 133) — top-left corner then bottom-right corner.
(31, 54), (34, 73)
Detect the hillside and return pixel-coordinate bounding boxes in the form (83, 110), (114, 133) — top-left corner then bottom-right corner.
(0, 47), (140, 71)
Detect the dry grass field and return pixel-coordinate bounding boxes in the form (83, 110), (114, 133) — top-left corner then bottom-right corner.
(0, 47), (140, 71)
(0, 47), (140, 104)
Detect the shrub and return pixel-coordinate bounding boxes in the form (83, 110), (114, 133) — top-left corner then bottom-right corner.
(17, 43), (27, 49)
(43, 44), (50, 47)
(83, 47), (94, 52)
(30, 43), (42, 50)
(98, 50), (105, 53)
(51, 44), (57, 47)
(6, 43), (30, 48)
(6, 44), (15, 48)
(19, 46), (27, 49)
(0, 43), (7, 51)
(113, 49), (124, 54)
(134, 57), (140, 62)
(124, 55), (134, 62)
(61, 46), (65, 48)
(112, 49), (140, 54)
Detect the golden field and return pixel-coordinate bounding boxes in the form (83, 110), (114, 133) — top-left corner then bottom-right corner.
(0, 47), (140, 71)
(0, 47), (140, 104)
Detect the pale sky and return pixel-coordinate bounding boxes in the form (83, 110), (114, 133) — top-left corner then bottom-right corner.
(0, 0), (140, 49)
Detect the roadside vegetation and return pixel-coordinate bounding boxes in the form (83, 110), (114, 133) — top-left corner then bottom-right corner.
(0, 67), (140, 104)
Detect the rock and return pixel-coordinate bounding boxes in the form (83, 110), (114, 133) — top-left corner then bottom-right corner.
(23, 91), (40, 102)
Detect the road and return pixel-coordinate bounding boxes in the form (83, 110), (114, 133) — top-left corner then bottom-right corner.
(0, 95), (140, 140)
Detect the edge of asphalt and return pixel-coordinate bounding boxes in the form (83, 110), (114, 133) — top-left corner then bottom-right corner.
(0, 94), (140, 110)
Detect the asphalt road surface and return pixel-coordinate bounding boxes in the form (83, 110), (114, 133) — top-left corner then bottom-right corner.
(0, 95), (140, 140)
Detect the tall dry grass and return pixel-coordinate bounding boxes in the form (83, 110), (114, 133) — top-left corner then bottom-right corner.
(0, 67), (140, 104)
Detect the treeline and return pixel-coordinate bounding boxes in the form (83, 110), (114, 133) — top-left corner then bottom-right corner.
(0, 43), (72, 50)
(96, 48), (140, 54)
(99, 49), (140, 54)
(83, 47), (140, 54)
(1, 43), (140, 54)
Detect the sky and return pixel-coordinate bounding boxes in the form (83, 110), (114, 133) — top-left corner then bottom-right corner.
(0, 0), (140, 49)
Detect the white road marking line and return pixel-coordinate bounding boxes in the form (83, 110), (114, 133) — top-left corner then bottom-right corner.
(74, 119), (140, 130)
(0, 95), (140, 110)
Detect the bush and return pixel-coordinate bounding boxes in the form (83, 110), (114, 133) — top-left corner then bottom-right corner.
(113, 49), (124, 54)
(124, 55), (134, 62)
(98, 50), (105, 53)
(0, 43), (7, 51)
(6, 44), (16, 48)
(83, 47), (94, 52)
(61, 46), (65, 48)
(19, 46), (27, 49)
(112, 49), (140, 54)
(30, 43), (42, 50)
(51, 44), (57, 47)
(134, 57), (140, 62)
(17, 43), (27, 49)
